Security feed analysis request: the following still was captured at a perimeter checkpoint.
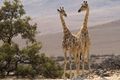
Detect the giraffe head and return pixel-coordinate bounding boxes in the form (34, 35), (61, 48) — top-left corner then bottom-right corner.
(57, 7), (67, 17)
(78, 1), (88, 12)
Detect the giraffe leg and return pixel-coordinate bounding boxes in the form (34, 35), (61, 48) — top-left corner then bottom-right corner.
(87, 44), (91, 75)
(85, 50), (91, 73)
(69, 52), (72, 79)
(87, 51), (91, 78)
(73, 51), (77, 78)
(76, 50), (80, 76)
(88, 52), (91, 79)
(84, 49), (91, 78)
(82, 52), (85, 76)
(63, 50), (67, 80)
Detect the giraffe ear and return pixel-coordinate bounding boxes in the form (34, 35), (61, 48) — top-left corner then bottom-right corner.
(57, 9), (60, 12)
(62, 7), (64, 10)
(83, 1), (86, 3)
(60, 7), (62, 10)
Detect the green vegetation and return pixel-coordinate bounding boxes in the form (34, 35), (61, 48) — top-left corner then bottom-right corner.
(0, 0), (63, 79)
(16, 64), (36, 78)
(0, 0), (36, 44)
(38, 54), (63, 78)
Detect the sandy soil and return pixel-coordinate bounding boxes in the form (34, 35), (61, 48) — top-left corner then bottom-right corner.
(1, 73), (120, 80)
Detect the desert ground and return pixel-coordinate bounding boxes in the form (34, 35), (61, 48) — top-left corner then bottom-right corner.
(1, 72), (120, 80)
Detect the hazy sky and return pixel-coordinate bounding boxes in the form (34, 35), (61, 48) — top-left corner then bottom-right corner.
(0, 0), (120, 34)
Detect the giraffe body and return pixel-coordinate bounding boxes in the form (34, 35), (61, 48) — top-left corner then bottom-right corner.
(57, 7), (82, 79)
(77, 1), (91, 75)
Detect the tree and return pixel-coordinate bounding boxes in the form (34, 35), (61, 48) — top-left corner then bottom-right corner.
(0, 0), (63, 78)
(0, 0), (37, 76)
(0, 0), (37, 44)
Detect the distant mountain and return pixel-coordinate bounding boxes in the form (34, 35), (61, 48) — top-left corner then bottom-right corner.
(36, 20), (120, 57)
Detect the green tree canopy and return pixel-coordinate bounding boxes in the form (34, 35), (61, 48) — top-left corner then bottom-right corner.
(0, 0), (37, 44)
(0, 0), (38, 77)
(0, 0), (63, 78)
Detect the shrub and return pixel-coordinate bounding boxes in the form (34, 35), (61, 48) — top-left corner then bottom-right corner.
(39, 53), (63, 79)
(100, 56), (120, 70)
(90, 55), (120, 76)
(16, 64), (36, 78)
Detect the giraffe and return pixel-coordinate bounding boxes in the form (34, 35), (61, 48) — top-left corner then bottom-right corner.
(57, 7), (82, 79)
(77, 1), (91, 75)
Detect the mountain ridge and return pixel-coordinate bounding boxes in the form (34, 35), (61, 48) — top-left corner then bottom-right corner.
(37, 20), (120, 56)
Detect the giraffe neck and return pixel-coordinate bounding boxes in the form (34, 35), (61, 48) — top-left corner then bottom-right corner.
(77, 8), (89, 36)
(82, 8), (89, 30)
(59, 14), (71, 37)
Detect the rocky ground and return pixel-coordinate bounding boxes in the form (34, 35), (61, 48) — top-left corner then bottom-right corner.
(1, 70), (120, 80)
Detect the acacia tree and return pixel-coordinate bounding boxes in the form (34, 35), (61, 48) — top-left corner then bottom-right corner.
(0, 0), (63, 78)
(0, 0), (38, 76)
(0, 0), (37, 44)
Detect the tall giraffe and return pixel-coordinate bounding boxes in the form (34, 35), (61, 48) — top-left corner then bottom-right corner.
(77, 1), (91, 75)
(57, 7), (82, 79)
